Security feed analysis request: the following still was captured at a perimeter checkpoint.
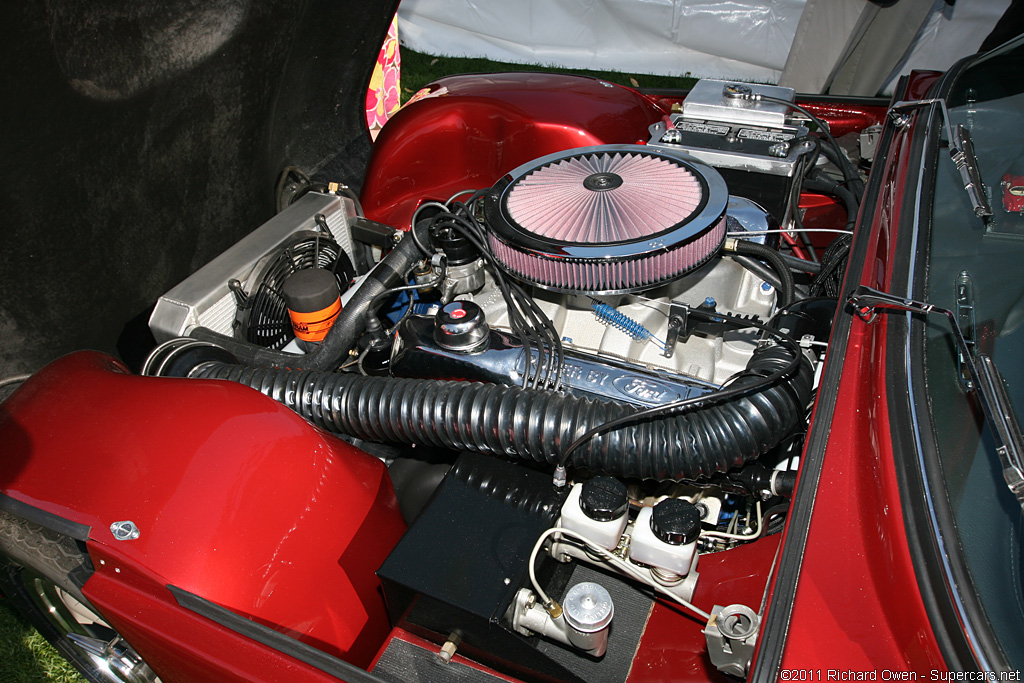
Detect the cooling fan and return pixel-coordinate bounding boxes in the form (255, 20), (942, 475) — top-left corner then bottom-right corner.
(484, 145), (729, 294)
(236, 231), (355, 349)
(150, 192), (358, 344)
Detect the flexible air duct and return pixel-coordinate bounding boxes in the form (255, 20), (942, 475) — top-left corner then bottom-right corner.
(188, 320), (817, 481)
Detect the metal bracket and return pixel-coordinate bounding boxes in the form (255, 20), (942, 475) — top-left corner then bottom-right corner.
(955, 271), (977, 389)
(704, 604), (760, 678)
(664, 310), (684, 359)
(227, 279), (248, 308)
(664, 301), (762, 358)
(975, 355), (1024, 506)
(951, 124), (993, 217)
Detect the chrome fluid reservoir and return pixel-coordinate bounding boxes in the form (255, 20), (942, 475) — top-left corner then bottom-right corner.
(434, 301), (489, 352)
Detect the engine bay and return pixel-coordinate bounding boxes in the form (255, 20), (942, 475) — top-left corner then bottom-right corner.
(141, 75), (871, 681)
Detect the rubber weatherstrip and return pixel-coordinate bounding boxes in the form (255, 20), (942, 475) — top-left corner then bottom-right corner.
(167, 585), (387, 683)
(0, 493), (90, 541)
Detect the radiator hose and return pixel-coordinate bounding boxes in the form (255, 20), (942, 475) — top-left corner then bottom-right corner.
(187, 300), (830, 481)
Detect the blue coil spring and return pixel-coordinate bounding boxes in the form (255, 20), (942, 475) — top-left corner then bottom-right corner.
(591, 301), (653, 342)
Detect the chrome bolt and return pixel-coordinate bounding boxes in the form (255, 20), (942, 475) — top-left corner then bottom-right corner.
(661, 128), (683, 144)
(890, 113), (912, 129)
(110, 521), (140, 541)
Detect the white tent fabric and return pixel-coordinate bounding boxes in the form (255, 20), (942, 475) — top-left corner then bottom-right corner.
(398, 0), (1011, 94)
(880, 0), (1011, 94)
(776, 0), (871, 92)
(397, 0), (807, 84)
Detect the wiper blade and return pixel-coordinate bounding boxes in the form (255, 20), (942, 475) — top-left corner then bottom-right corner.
(950, 124), (993, 218)
(974, 354), (1024, 506)
(849, 285), (1024, 512)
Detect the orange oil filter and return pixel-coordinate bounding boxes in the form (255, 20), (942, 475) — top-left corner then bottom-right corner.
(281, 268), (342, 343)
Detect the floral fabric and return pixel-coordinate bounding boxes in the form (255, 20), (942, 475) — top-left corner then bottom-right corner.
(366, 16), (401, 138)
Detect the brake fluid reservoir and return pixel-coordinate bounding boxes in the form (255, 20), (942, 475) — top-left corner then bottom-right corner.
(556, 477), (629, 550)
(629, 498), (700, 575)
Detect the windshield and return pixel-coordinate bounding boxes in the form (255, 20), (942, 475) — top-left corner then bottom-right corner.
(924, 37), (1024, 668)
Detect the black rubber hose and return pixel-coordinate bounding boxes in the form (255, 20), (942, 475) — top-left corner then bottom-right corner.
(189, 223), (429, 371)
(773, 470), (798, 498)
(189, 335), (815, 482)
(817, 143), (864, 199)
(805, 169), (860, 230)
(728, 240), (796, 307)
(777, 251), (821, 275)
(731, 254), (782, 291)
(724, 461), (799, 498)
(755, 94), (864, 199)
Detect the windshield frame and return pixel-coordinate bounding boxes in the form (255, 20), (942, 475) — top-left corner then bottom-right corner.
(892, 37), (1024, 672)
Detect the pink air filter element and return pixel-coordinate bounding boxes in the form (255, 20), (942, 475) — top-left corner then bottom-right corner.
(485, 145), (728, 294)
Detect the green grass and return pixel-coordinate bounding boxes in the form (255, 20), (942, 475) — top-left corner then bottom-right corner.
(0, 599), (86, 683)
(400, 47), (697, 103)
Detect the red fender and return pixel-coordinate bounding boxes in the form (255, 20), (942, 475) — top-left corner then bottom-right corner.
(361, 72), (669, 228)
(0, 351), (405, 668)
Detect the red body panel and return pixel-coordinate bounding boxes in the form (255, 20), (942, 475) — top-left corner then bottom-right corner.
(82, 545), (346, 683)
(800, 102), (886, 138)
(0, 351), (406, 668)
(629, 536), (781, 683)
(778, 72), (947, 672)
(361, 73), (669, 228)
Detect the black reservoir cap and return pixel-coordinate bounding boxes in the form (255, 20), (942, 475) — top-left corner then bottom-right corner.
(650, 498), (701, 545)
(579, 476), (628, 522)
(281, 268), (340, 313)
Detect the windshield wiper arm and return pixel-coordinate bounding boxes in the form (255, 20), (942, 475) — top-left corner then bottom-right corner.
(849, 285), (1024, 511)
(889, 100), (993, 218)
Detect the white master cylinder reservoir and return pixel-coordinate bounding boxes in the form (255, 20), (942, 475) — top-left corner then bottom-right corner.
(556, 478), (630, 550)
(630, 498), (700, 575)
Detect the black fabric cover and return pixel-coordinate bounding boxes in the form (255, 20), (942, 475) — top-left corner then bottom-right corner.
(0, 0), (398, 376)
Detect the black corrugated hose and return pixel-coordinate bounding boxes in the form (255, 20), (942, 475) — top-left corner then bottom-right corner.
(187, 300), (831, 481)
